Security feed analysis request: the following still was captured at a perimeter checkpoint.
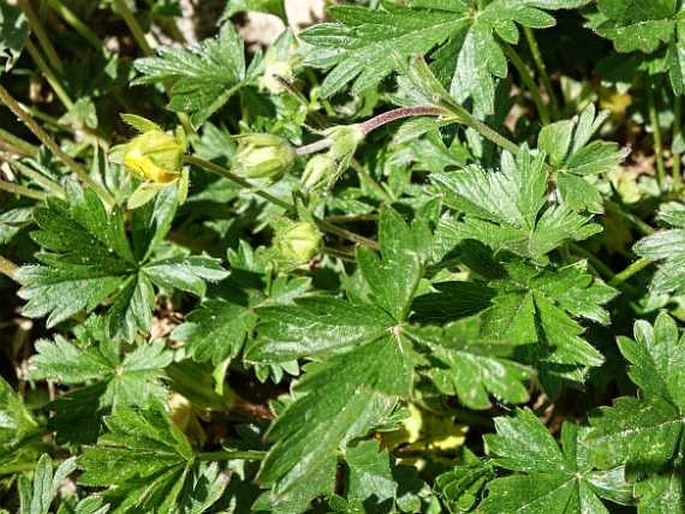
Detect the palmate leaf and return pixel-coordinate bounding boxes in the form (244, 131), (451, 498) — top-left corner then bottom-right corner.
(133, 23), (250, 127)
(300, 0), (588, 113)
(15, 184), (227, 340)
(78, 402), (228, 513)
(28, 337), (172, 409)
(634, 202), (685, 295)
(538, 104), (627, 212)
(247, 208), (423, 511)
(433, 147), (601, 264)
(584, 313), (685, 511)
(478, 409), (632, 513)
(588, 0), (685, 93)
(18, 454), (80, 514)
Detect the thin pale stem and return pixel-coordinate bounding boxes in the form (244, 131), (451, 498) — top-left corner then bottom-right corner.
(501, 42), (550, 125)
(673, 95), (682, 187)
(523, 26), (560, 119)
(46, 0), (102, 50)
(0, 86), (114, 207)
(18, 0), (63, 72)
(0, 179), (47, 201)
(183, 155), (380, 250)
(112, 0), (155, 55)
(351, 159), (394, 203)
(647, 78), (666, 190)
(0, 255), (19, 282)
(25, 40), (74, 110)
(609, 257), (653, 287)
(0, 127), (38, 157)
(10, 160), (64, 197)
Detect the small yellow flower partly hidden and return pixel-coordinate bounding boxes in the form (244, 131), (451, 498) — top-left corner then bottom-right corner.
(110, 114), (188, 208)
(113, 114), (186, 183)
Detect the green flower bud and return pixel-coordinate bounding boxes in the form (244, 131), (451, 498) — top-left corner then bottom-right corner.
(275, 221), (322, 263)
(235, 134), (295, 180)
(302, 154), (335, 191)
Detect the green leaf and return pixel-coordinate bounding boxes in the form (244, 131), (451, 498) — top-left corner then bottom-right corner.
(479, 409), (632, 513)
(480, 260), (615, 392)
(634, 202), (685, 295)
(29, 337), (172, 409)
(172, 300), (257, 364)
(19, 454), (78, 514)
(133, 23), (249, 126)
(0, 375), (37, 449)
(344, 440), (397, 508)
(592, 0), (677, 53)
(538, 104), (626, 212)
(357, 208), (431, 321)
(409, 319), (532, 410)
(247, 297), (394, 362)
(78, 402), (196, 512)
(143, 255), (228, 296)
(257, 334), (412, 511)
(299, 3), (470, 98)
(433, 147), (601, 264)
(14, 182), (226, 339)
(0, 3), (29, 72)
(586, 314), (685, 464)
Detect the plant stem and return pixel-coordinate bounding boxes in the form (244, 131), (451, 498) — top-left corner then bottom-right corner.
(112, 0), (155, 56)
(646, 78), (666, 190)
(673, 94), (682, 187)
(295, 105), (448, 156)
(0, 179), (47, 201)
(46, 0), (102, 50)
(608, 257), (653, 287)
(197, 450), (267, 462)
(0, 255), (19, 281)
(351, 159), (394, 203)
(10, 160), (65, 197)
(17, 0), (63, 72)
(605, 201), (655, 236)
(183, 155), (380, 249)
(447, 103), (521, 156)
(501, 42), (550, 125)
(0, 85), (114, 207)
(0, 127), (38, 157)
(25, 40), (74, 110)
(523, 26), (560, 119)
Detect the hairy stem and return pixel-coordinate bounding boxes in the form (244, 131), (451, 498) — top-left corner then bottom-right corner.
(295, 105), (448, 156)
(17, 0), (63, 72)
(523, 26), (560, 120)
(0, 179), (48, 201)
(112, 0), (154, 55)
(608, 257), (653, 287)
(673, 95), (682, 188)
(0, 255), (18, 281)
(0, 127), (38, 157)
(646, 78), (666, 190)
(183, 155), (380, 250)
(0, 86), (114, 206)
(10, 160), (65, 197)
(25, 40), (74, 110)
(501, 42), (550, 125)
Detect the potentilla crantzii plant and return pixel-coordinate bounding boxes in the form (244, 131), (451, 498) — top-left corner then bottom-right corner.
(1, 0), (685, 512)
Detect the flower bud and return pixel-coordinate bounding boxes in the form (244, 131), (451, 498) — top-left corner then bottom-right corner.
(275, 221), (322, 263)
(235, 134), (295, 180)
(301, 154), (334, 191)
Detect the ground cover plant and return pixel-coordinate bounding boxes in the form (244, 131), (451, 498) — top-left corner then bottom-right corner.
(2, 0), (685, 512)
